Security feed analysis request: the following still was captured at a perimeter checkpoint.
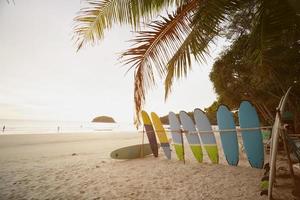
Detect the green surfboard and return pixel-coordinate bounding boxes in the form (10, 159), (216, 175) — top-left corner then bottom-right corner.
(110, 144), (154, 159)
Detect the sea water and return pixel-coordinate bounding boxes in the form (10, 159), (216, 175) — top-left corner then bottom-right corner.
(0, 119), (137, 134)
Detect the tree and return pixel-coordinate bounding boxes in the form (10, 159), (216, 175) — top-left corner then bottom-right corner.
(73, 0), (300, 125)
(204, 101), (220, 125)
(210, 34), (300, 125)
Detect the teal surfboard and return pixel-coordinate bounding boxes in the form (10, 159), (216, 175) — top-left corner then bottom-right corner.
(217, 105), (239, 166)
(238, 101), (264, 169)
(168, 112), (184, 161)
(179, 111), (203, 162)
(110, 144), (153, 159)
(194, 108), (219, 164)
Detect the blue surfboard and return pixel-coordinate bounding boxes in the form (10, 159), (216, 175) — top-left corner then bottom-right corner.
(217, 105), (239, 166)
(194, 109), (219, 164)
(179, 111), (203, 162)
(168, 112), (184, 160)
(238, 101), (264, 169)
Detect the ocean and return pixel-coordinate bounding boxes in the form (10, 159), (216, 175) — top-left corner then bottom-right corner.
(0, 119), (137, 134)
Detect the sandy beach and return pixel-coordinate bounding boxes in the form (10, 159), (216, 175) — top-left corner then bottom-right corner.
(0, 132), (299, 200)
(1, 0), (299, 199)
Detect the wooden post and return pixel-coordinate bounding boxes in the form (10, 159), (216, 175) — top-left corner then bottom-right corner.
(181, 129), (185, 164)
(140, 126), (145, 158)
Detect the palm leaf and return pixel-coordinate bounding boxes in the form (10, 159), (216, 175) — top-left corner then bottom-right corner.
(73, 0), (186, 51)
(121, 0), (198, 125)
(192, 0), (241, 28)
(164, 0), (241, 99)
(287, 0), (300, 16)
(247, 0), (300, 65)
(164, 28), (214, 99)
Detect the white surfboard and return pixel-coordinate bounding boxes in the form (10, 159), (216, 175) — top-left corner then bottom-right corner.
(268, 87), (292, 199)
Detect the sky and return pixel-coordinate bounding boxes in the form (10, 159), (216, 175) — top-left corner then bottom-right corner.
(0, 0), (226, 123)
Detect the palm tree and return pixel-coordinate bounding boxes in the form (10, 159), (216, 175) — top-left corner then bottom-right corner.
(73, 0), (299, 125)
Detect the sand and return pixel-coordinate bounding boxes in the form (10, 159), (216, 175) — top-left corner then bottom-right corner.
(0, 132), (298, 200)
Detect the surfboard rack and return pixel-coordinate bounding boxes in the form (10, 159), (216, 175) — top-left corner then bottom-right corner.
(137, 126), (273, 134)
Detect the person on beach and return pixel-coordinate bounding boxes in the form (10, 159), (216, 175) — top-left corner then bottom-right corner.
(57, 126), (60, 133)
(2, 125), (5, 133)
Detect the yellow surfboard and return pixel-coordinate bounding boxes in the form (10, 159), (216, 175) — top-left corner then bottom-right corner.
(151, 112), (171, 159)
(141, 111), (159, 157)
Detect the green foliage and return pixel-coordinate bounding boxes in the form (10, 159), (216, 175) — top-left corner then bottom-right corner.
(210, 33), (300, 125)
(210, 0), (300, 126)
(159, 115), (169, 125)
(159, 108), (223, 125)
(204, 101), (220, 125)
(159, 111), (194, 125)
(74, 0), (300, 126)
(92, 116), (116, 123)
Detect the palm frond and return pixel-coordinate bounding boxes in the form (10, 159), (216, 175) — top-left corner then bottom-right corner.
(164, 0), (241, 99)
(247, 0), (300, 64)
(121, 0), (198, 125)
(6, 0), (15, 4)
(164, 29), (214, 99)
(286, 0), (300, 16)
(192, 0), (241, 29)
(73, 0), (186, 51)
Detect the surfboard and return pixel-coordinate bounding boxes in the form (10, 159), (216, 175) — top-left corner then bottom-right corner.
(268, 87), (292, 199)
(217, 105), (239, 166)
(194, 108), (219, 164)
(179, 111), (203, 162)
(141, 110), (158, 157)
(168, 112), (184, 161)
(151, 112), (171, 159)
(110, 144), (153, 159)
(238, 101), (264, 169)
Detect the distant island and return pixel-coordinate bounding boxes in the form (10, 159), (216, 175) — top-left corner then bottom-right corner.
(92, 116), (116, 123)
